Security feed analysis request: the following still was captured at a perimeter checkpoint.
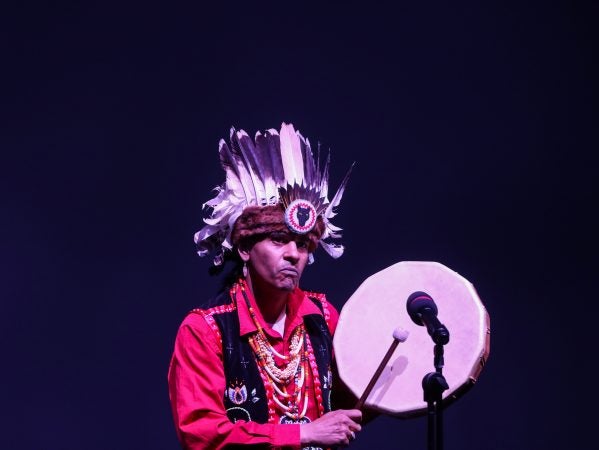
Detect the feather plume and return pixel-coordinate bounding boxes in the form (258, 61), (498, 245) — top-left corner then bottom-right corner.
(218, 140), (243, 197)
(228, 128), (260, 205)
(264, 129), (285, 186)
(324, 162), (354, 219)
(301, 136), (317, 190)
(315, 142), (322, 191)
(325, 221), (344, 239)
(233, 130), (267, 204)
(320, 150), (331, 200)
(319, 240), (345, 259)
(252, 131), (280, 204)
(280, 123), (304, 186)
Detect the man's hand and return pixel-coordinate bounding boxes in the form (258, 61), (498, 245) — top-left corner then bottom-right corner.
(300, 409), (362, 447)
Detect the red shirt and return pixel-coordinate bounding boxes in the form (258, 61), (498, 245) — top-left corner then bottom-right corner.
(168, 282), (339, 449)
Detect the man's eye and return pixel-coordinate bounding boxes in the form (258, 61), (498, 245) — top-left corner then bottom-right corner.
(296, 240), (309, 249)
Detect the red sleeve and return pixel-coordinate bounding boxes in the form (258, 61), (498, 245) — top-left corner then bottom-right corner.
(167, 313), (300, 449)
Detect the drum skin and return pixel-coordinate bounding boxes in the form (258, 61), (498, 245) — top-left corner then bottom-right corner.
(333, 261), (490, 417)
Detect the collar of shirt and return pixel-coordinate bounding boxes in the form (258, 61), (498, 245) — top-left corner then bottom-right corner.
(235, 279), (322, 341)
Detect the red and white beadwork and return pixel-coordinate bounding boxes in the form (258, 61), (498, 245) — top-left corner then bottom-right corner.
(284, 199), (317, 234)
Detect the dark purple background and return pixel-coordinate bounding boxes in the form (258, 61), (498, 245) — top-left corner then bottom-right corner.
(1, 1), (596, 449)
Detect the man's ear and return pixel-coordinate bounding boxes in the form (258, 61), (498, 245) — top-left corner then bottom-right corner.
(237, 246), (250, 262)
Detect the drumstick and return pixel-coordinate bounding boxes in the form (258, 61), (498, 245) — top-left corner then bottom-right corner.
(354, 327), (409, 410)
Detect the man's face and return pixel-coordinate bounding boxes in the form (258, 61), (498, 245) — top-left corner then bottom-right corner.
(242, 231), (310, 292)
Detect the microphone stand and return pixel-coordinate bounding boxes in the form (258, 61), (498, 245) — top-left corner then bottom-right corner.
(422, 343), (449, 450)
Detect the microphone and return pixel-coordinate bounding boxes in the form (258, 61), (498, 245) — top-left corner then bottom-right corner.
(406, 291), (450, 345)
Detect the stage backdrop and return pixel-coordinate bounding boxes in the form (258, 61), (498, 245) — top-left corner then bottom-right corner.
(1, 1), (595, 449)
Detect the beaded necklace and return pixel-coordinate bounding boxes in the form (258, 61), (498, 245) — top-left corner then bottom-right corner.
(238, 282), (322, 421)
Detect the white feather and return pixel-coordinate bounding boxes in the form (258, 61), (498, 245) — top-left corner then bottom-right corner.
(235, 130), (266, 203)
(279, 123), (304, 186)
(319, 240), (345, 258)
(324, 163), (354, 219)
(254, 131), (278, 203)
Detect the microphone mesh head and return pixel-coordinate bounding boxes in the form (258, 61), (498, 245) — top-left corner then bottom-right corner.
(406, 291), (437, 326)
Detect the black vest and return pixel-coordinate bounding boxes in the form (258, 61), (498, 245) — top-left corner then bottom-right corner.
(194, 290), (334, 425)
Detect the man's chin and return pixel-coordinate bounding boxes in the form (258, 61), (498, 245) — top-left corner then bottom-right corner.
(277, 277), (298, 292)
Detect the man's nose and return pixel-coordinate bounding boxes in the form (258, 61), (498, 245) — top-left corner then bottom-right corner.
(283, 241), (300, 262)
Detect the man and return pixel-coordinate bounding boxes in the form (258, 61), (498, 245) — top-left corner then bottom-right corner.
(168, 123), (361, 449)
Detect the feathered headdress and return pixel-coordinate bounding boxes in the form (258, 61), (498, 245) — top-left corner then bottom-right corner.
(194, 122), (353, 265)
